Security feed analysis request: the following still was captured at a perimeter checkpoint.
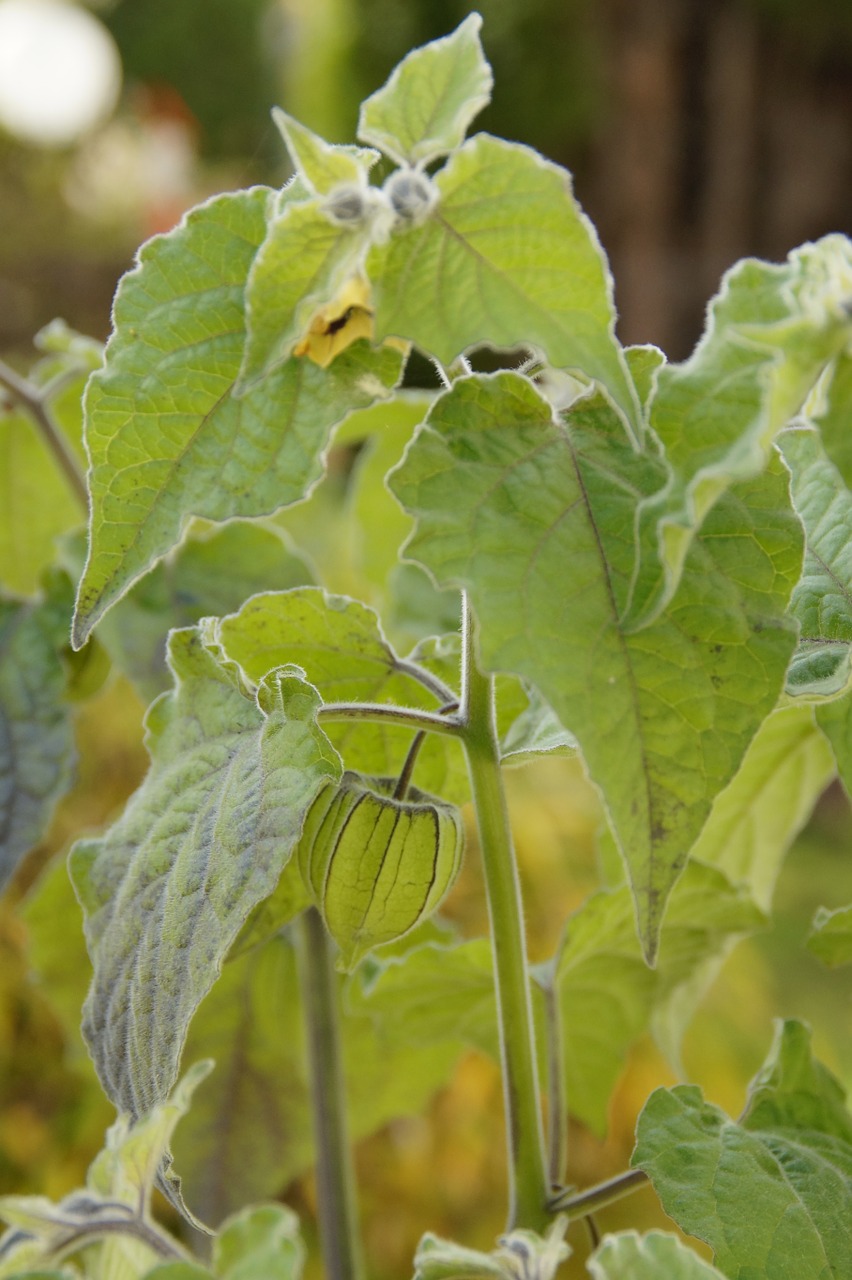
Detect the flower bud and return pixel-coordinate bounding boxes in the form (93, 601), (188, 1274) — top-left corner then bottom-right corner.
(298, 771), (463, 969)
(383, 168), (437, 226)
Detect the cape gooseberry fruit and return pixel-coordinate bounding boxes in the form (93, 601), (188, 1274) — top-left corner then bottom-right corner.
(298, 771), (464, 969)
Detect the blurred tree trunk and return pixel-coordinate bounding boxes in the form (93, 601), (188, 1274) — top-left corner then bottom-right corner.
(587, 0), (852, 358)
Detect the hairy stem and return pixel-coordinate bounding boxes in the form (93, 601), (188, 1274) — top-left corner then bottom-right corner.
(548, 1168), (649, 1218)
(318, 701), (462, 737)
(296, 908), (364, 1280)
(0, 358), (89, 512)
(459, 597), (549, 1231)
(394, 656), (458, 706)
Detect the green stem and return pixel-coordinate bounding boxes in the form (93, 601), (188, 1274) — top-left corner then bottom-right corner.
(548, 1168), (649, 1217)
(318, 701), (462, 737)
(459, 597), (549, 1232)
(0, 358), (89, 512)
(296, 909), (364, 1280)
(542, 971), (567, 1189)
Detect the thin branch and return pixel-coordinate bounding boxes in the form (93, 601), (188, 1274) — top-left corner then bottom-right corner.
(49, 1214), (190, 1265)
(548, 1168), (649, 1218)
(394, 655), (459, 706)
(318, 701), (463, 737)
(0, 358), (88, 512)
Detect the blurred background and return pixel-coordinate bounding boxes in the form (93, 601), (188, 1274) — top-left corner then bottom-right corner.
(1, 2), (851, 1276)
(2, 0), (851, 360)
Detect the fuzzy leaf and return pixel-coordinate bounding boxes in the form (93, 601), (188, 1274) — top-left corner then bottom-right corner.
(357, 15), (492, 166)
(72, 522), (314, 704)
(72, 187), (402, 648)
(0, 577), (76, 890)
(816, 349), (852, 489)
(213, 1204), (305, 1280)
(807, 904), (852, 968)
(369, 138), (641, 439)
(628, 235), (852, 626)
(272, 109), (377, 195)
(215, 588), (467, 801)
(390, 373), (801, 956)
(780, 428), (852, 702)
(634, 1020), (852, 1279)
(588, 1232), (726, 1279)
(69, 627), (341, 1124)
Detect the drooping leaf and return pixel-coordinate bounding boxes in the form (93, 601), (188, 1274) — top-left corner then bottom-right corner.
(390, 373), (801, 956)
(357, 14), (493, 167)
(588, 1231), (726, 1279)
(633, 1020), (852, 1279)
(69, 626), (341, 1125)
(72, 187), (403, 648)
(67, 522), (314, 704)
(213, 1203), (305, 1280)
(627, 234), (852, 626)
(554, 861), (764, 1133)
(215, 588), (467, 801)
(0, 575), (76, 891)
(807, 904), (852, 968)
(780, 427), (852, 701)
(689, 705), (835, 911)
(498, 685), (577, 766)
(368, 139), (642, 439)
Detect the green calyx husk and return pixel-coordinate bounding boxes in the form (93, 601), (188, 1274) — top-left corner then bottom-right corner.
(298, 771), (464, 969)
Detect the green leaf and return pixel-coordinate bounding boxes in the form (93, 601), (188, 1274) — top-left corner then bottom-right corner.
(272, 109), (378, 195)
(414, 1220), (570, 1280)
(357, 15), (493, 166)
(368, 138), (642, 439)
(215, 588), (467, 801)
(351, 939), (498, 1059)
(588, 1231), (726, 1279)
(21, 855), (92, 1059)
(174, 933), (462, 1218)
(72, 187), (402, 648)
(627, 235), (852, 626)
(816, 691), (852, 799)
(689, 705), (835, 911)
(67, 522), (314, 705)
(816, 350), (852, 488)
(213, 1204), (304, 1280)
(142, 1266), (212, 1279)
(0, 380), (85, 596)
(633, 1020), (852, 1279)
(807, 904), (852, 968)
(555, 861), (764, 1134)
(0, 576), (76, 890)
(780, 428), (852, 701)
(390, 373), (801, 956)
(498, 685), (577, 766)
(69, 625), (341, 1127)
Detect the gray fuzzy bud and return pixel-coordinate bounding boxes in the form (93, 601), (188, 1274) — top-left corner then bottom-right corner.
(322, 183), (370, 226)
(384, 169), (437, 225)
